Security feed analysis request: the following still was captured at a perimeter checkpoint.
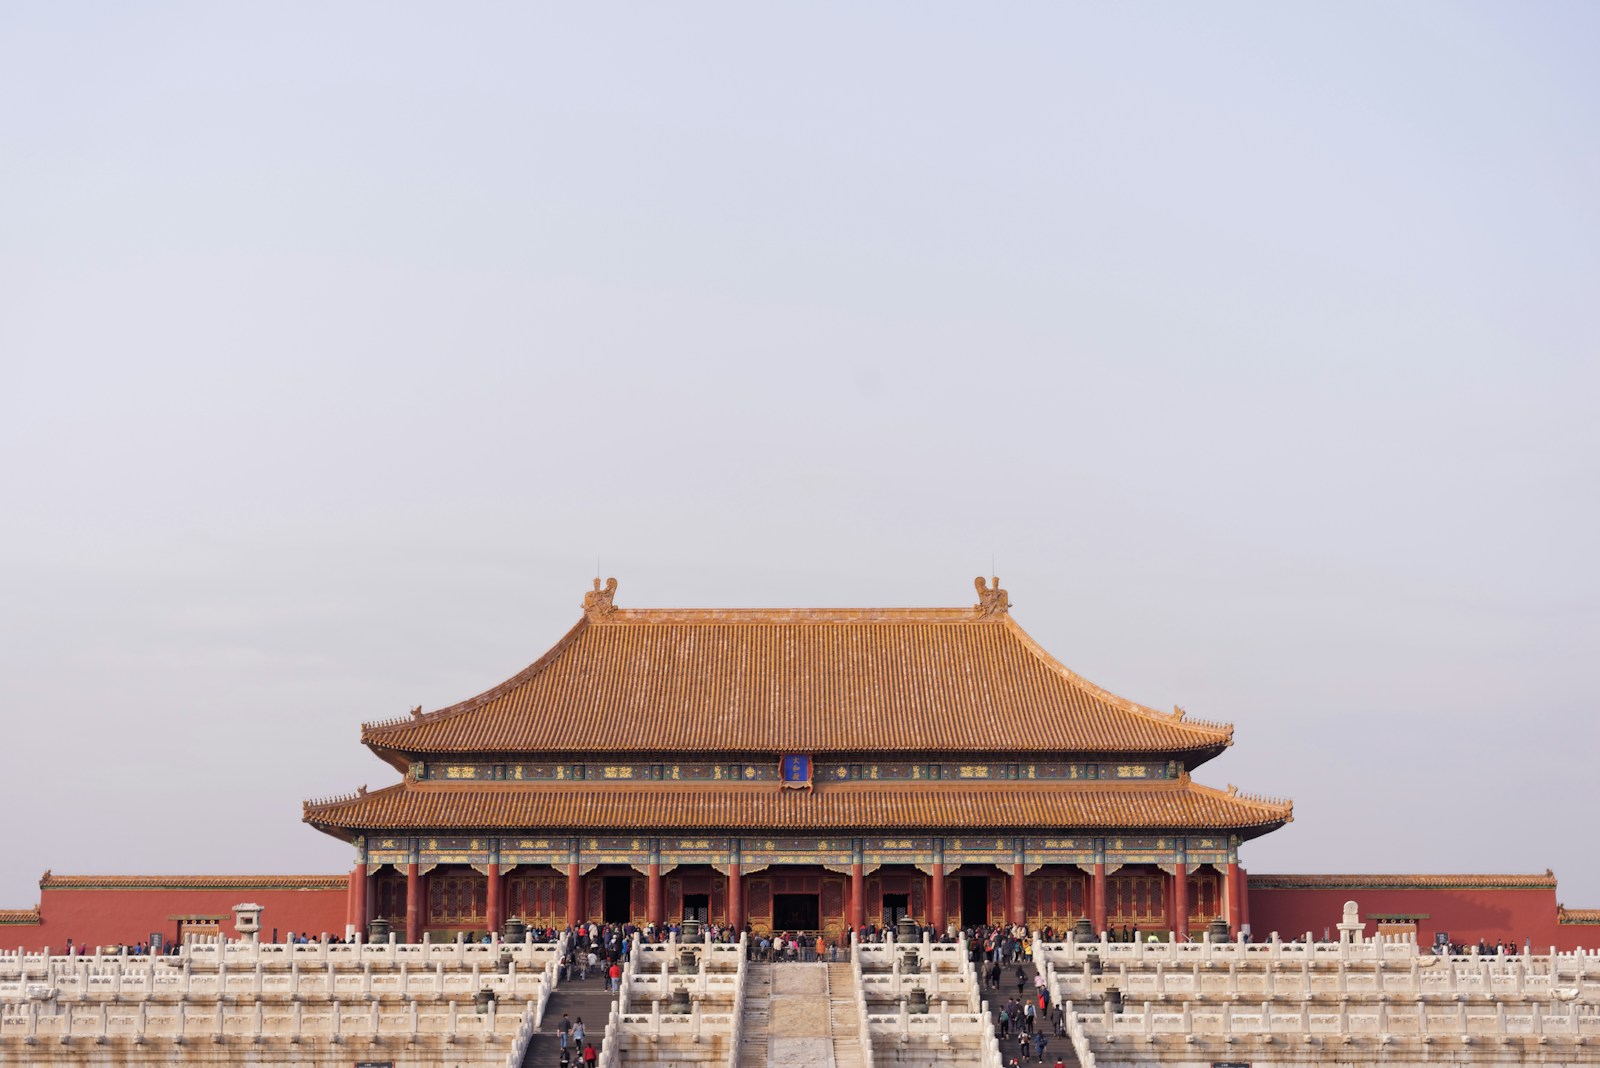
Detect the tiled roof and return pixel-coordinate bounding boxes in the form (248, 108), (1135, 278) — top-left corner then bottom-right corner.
(1559, 907), (1600, 924)
(1248, 873), (1558, 890)
(0, 908), (40, 925)
(40, 874), (346, 891)
(360, 586), (1234, 759)
(303, 778), (1292, 838)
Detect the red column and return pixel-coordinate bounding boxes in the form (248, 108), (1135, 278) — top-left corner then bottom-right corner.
(727, 864), (743, 930)
(405, 863), (422, 943)
(486, 863), (502, 936)
(929, 864), (946, 932)
(850, 863), (865, 932)
(1172, 863), (1188, 942)
(647, 863), (663, 927)
(1225, 861), (1241, 939)
(1011, 863), (1026, 926)
(1238, 866), (1250, 939)
(566, 864), (582, 929)
(349, 864), (367, 935)
(1091, 864), (1107, 936)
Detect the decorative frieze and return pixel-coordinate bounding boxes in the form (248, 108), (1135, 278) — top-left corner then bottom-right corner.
(410, 758), (1184, 783)
(363, 830), (1231, 871)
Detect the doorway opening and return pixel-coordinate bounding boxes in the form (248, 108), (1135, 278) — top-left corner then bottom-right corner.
(682, 894), (709, 922)
(881, 893), (910, 927)
(961, 877), (990, 928)
(602, 877), (632, 924)
(773, 893), (820, 931)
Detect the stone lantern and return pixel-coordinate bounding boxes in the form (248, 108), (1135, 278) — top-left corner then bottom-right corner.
(232, 903), (264, 944)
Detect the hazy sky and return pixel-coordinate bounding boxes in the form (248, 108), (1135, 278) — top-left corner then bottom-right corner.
(2, 4), (1597, 914)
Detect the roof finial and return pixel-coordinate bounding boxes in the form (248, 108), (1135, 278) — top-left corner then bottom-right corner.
(974, 575), (1009, 618)
(410, 705), (423, 719)
(585, 576), (619, 620)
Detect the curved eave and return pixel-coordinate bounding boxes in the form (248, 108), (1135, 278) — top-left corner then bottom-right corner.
(303, 779), (1293, 841)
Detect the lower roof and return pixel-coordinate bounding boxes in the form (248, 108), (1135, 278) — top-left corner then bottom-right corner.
(1247, 873), (1558, 890)
(303, 778), (1292, 840)
(39, 874), (347, 892)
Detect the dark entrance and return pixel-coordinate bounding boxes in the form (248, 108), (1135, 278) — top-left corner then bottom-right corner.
(682, 894), (709, 922)
(961, 876), (990, 928)
(882, 892), (910, 927)
(773, 893), (820, 931)
(602, 876), (632, 924)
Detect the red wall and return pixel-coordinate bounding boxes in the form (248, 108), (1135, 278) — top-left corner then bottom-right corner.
(2, 882), (347, 953)
(1248, 881), (1597, 952)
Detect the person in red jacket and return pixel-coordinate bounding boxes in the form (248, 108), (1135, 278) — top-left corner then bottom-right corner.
(583, 1041), (598, 1067)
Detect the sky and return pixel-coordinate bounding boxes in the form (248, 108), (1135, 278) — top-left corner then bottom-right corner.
(1, 3), (1597, 914)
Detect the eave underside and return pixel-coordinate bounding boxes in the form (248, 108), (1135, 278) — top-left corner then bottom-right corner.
(304, 780), (1291, 843)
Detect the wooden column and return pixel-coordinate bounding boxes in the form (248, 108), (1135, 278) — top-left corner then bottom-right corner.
(929, 864), (946, 931)
(1091, 863), (1107, 936)
(485, 863), (502, 935)
(1238, 866), (1250, 938)
(405, 863), (422, 943)
(727, 863), (743, 930)
(647, 863), (663, 926)
(850, 863), (865, 932)
(1225, 861), (1241, 938)
(348, 864), (367, 936)
(1010, 863), (1026, 926)
(1172, 862), (1188, 942)
(566, 863), (582, 929)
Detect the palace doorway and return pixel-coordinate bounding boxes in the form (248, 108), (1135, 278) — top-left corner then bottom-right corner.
(882, 893), (910, 927)
(682, 894), (710, 922)
(773, 893), (820, 931)
(961, 877), (989, 928)
(603, 876), (632, 924)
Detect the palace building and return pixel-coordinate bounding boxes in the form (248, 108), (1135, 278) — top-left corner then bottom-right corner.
(301, 577), (1294, 942)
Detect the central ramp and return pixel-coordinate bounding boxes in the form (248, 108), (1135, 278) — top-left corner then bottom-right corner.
(743, 963), (841, 1068)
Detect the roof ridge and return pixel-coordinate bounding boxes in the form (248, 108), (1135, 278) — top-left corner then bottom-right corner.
(596, 607), (989, 624)
(362, 617), (592, 741)
(305, 781), (405, 815)
(997, 615), (1235, 744)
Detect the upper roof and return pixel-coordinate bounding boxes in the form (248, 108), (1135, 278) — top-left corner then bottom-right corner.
(303, 775), (1292, 840)
(360, 578), (1234, 763)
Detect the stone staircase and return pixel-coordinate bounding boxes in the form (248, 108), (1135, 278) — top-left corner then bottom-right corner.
(521, 969), (620, 1068)
(984, 959), (1079, 1066)
(827, 962), (865, 1068)
(736, 963), (773, 1068)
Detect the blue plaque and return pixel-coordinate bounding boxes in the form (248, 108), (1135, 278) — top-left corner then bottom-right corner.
(780, 754), (812, 788)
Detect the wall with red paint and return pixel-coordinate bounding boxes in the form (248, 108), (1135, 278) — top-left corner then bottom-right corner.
(1247, 881), (1597, 952)
(1, 882), (347, 953)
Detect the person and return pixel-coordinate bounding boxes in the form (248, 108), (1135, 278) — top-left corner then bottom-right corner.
(573, 1017), (585, 1047)
(558, 1013), (572, 1052)
(608, 960), (621, 992)
(1032, 1031), (1048, 1062)
(582, 1041), (598, 1067)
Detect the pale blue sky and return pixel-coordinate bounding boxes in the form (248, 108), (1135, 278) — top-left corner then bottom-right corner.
(2, 3), (1597, 914)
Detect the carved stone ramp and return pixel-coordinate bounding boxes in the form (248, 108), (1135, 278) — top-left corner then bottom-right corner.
(748, 963), (837, 1068)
